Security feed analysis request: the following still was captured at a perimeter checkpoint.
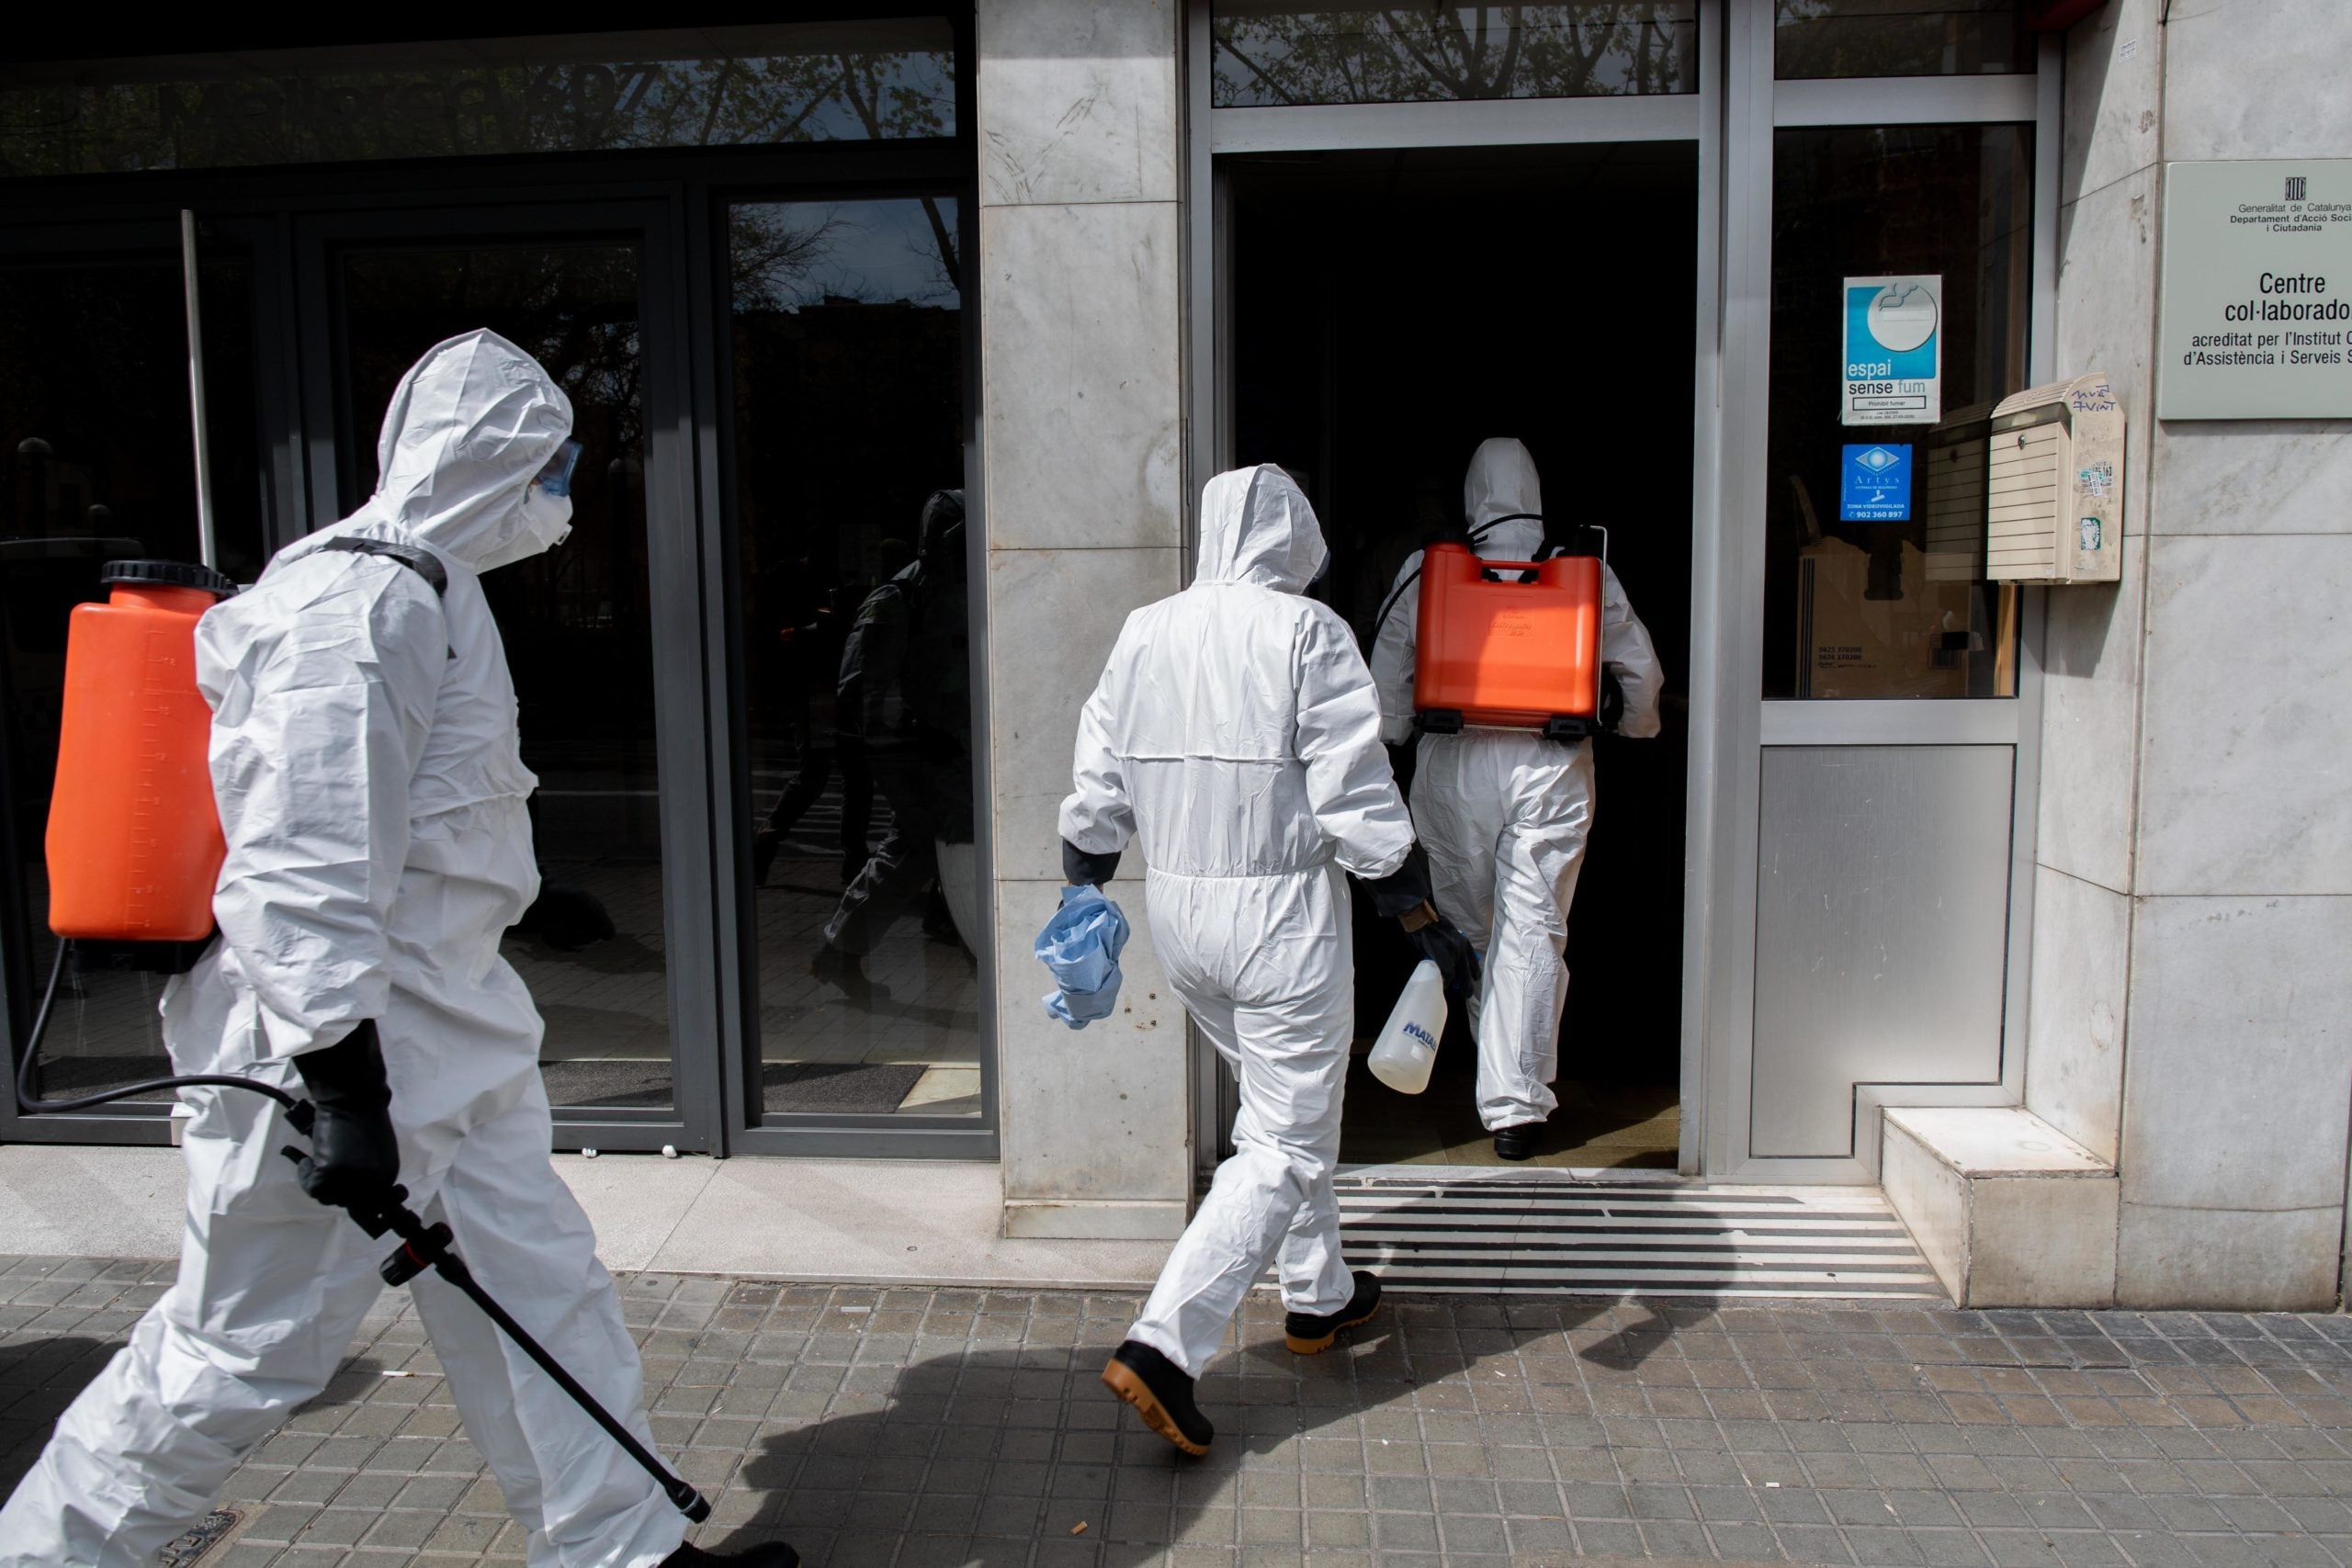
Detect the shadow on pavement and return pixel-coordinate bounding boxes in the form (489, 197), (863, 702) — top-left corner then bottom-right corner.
(712, 1295), (1718, 1565)
(0, 1334), (115, 1495)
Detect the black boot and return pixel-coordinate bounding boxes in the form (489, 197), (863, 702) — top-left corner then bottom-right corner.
(808, 943), (868, 998)
(922, 879), (958, 942)
(1102, 1339), (1214, 1456)
(1493, 1121), (1544, 1161)
(1284, 1269), (1382, 1355)
(659, 1540), (799, 1566)
(517, 882), (616, 951)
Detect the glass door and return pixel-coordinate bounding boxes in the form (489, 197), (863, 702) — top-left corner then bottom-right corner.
(296, 199), (718, 1152)
(1702, 6), (2058, 1179)
(711, 186), (992, 1156)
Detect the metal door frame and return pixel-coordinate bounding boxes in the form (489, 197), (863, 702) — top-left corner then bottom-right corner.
(292, 196), (719, 1156)
(1706, 25), (2061, 1184)
(1182, 5), (2061, 1182)
(1184, 0), (1724, 1178)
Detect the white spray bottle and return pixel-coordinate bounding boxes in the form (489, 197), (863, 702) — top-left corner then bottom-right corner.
(1368, 960), (1446, 1094)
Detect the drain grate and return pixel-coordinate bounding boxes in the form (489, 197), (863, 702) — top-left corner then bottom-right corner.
(1334, 1175), (1942, 1299)
(157, 1507), (242, 1566)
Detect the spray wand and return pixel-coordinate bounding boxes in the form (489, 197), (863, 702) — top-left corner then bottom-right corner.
(12, 941), (711, 1523)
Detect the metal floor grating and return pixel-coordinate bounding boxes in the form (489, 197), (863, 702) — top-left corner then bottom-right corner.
(1333, 1172), (1944, 1300)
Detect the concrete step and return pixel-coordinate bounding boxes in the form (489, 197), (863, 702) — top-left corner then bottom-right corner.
(1880, 1105), (2119, 1308)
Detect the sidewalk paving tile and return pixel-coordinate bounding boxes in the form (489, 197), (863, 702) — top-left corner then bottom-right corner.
(10, 1258), (2352, 1565)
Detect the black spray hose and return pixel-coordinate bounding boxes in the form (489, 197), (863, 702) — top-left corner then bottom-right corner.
(14, 941), (311, 1125)
(1367, 514), (1532, 650)
(12, 938), (712, 1522)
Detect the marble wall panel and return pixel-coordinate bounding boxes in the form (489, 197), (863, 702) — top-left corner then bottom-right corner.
(2024, 865), (2131, 1165)
(2117, 1199), (2345, 1311)
(2120, 893), (2352, 1215)
(997, 874), (1191, 1215)
(2136, 535), (2352, 897)
(978, 0), (1181, 207)
(978, 200), (1185, 553)
(2062, 0), (2163, 204)
(985, 546), (1185, 883)
(2160, 0), (2352, 164)
(2039, 166), (2157, 895)
(2037, 545), (2146, 898)
(2146, 422), (2352, 536)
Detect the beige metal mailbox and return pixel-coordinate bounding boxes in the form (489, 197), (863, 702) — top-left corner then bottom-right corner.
(1921, 401), (1992, 585)
(1985, 371), (2124, 585)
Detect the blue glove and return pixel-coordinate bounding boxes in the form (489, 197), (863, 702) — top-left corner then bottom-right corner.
(1036, 884), (1129, 1030)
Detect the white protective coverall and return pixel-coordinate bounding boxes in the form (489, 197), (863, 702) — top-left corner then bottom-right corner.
(1061, 466), (1415, 1377)
(0, 332), (687, 1568)
(1368, 437), (1665, 1133)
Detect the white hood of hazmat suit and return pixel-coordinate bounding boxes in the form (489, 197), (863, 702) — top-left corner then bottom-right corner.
(1058, 465), (1414, 1378)
(367, 328), (578, 570)
(1365, 436), (1668, 1134)
(0, 331), (691, 1568)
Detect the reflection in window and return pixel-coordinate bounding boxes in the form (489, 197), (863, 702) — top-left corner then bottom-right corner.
(0, 21), (956, 177)
(1, 250), (263, 1106)
(341, 243), (674, 1110)
(1775, 0), (2030, 80)
(1213, 2), (1697, 107)
(728, 198), (980, 1121)
(1764, 125), (2032, 700)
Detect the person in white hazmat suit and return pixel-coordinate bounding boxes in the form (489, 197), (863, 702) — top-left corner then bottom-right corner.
(1061, 465), (1478, 1456)
(1369, 437), (1664, 1162)
(0, 332), (796, 1568)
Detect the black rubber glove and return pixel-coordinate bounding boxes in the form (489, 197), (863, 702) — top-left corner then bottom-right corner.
(1062, 839), (1123, 887)
(292, 1021), (400, 1209)
(1600, 670), (1627, 735)
(1410, 919), (1482, 1001)
(1362, 845), (1435, 919)
(1363, 848), (1482, 998)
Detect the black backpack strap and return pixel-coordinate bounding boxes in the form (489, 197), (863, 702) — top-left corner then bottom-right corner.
(318, 536), (448, 597)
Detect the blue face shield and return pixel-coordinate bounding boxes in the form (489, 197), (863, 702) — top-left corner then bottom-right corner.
(534, 439), (584, 498)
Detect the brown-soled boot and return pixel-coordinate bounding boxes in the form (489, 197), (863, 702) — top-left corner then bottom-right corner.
(1102, 1338), (1213, 1455)
(1284, 1269), (1383, 1354)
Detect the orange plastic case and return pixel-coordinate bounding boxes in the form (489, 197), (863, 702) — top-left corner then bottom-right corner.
(1412, 541), (1603, 736)
(46, 569), (231, 942)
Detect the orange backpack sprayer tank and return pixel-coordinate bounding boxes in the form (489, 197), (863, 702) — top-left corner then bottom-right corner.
(1413, 540), (1604, 740)
(44, 558), (235, 946)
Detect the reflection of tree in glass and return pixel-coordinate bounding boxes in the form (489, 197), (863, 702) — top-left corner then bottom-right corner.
(729, 209), (852, 314)
(0, 43), (956, 177)
(342, 247), (644, 646)
(729, 204), (961, 313)
(620, 50), (952, 152)
(1211, 4), (1695, 107)
(1770, 0), (2025, 81)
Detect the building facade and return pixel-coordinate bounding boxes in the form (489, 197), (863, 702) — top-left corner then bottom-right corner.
(1, 0), (2346, 1309)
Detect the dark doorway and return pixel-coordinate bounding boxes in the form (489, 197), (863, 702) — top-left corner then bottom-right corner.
(1227, 142), (1697, 1169)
